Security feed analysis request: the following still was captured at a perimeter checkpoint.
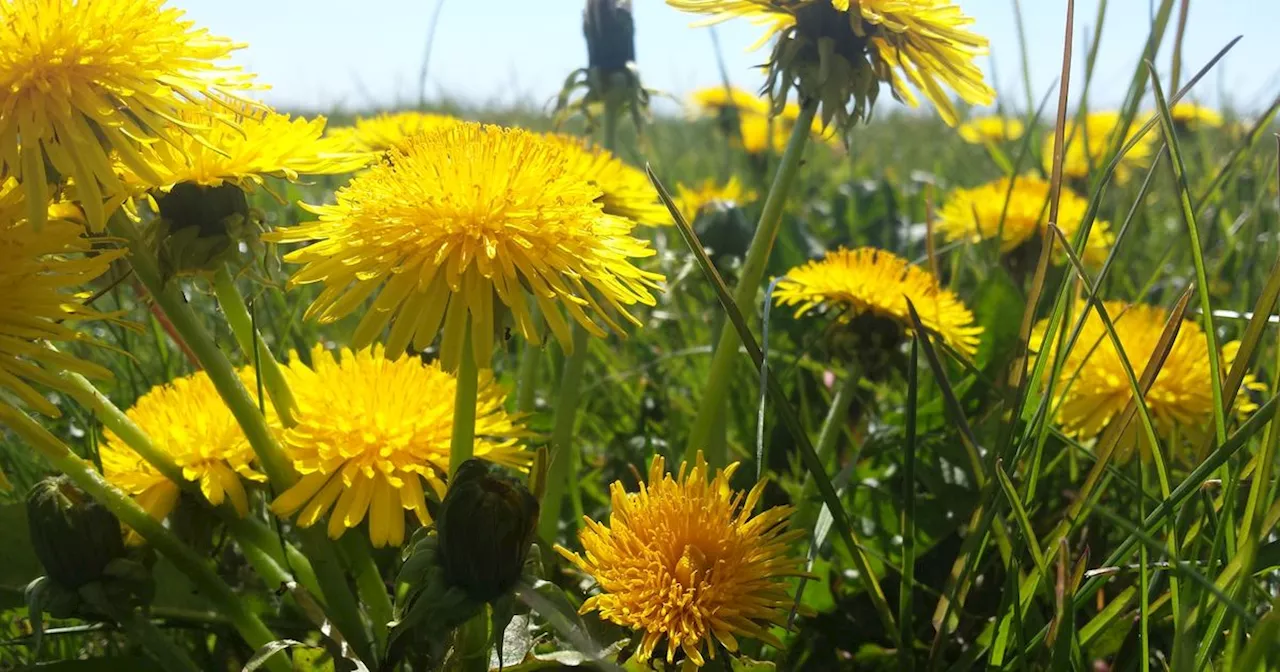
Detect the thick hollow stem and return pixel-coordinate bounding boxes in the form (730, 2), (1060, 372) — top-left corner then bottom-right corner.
(0, 407), (290, 672)
(339, 534), (393, 649)
(451, 318), (480, 477)
(211, 265), (298, 427)
(685, 99), (818, 467)
(537, 327), (591, 543)
(514, 338), (542, 415)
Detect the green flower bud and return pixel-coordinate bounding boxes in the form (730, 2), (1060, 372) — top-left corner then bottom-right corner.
(584, 0), (635, 76)
(26, 476), (126, 590)
(436, 459), (538, 603)
(151, 182), (253, 280)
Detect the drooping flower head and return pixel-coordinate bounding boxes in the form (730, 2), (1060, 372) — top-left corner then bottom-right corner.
(270, 345), (531, 548)
(557, 453), (805, 669)
(774, 247), (983, 357)
(668, 0), (995, 128)
(544, 133), (670, 225)
(270, 122), (664, 371)
(0, 0), (254, 230)
(1045, 111), (1157, 185)
(1169, 102), (1224, 131)
(957, 116), (1025, 144)
(1031, 301), (1264, 458)
(101, 369), (266, 522)
(935, 175), (1115, 265)
(326, 111), (462, 153)
(674, 178), (758, 223)
(0, 180), (121, 417)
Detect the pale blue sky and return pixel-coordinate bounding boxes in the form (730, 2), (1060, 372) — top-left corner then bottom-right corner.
(177, 1), (1280, 115)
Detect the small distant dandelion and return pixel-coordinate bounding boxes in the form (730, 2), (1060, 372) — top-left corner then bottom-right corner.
(0, 181), (121, 418)
(668, 0), (995, 128)
(958, 116), (1025, 144)
(935, 175), (1115, 265)
(1046, 111), (1157, 185)
(326, 110), (462, 153)
(1169, 102), (1224, 130)
(270, 122), (663, 370)
(0, 0), (254, 230)
(1030, 301), (1264, 457)
(557, 452), (806, 669)
(690, 86), (770, 117)
(101, 369), (266, 522)
(774, 247), (983, 358)
(544, 133), (670, 225)
(736, 114), (790, 156)
(674, 178), (758, 222)
(270, 345), (531, 548)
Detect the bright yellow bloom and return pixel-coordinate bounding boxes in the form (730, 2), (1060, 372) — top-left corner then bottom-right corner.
(1169, 102), (1224, 130)
(270, 345), (531, 548)
(101, 369), (266, 522)
(557, 453), (805, 669)
(270, 123), (663, 371)
(1046, 111), (1157, 185)
(736, 114), (789, 155)
(118, 98), (372, 195)
(774, 247), (983, 357)
(327, 110), (462, 153)
(544, 133), (670, 225)
(668, 0), (995, 127)
(690, 85), (771, 117)
(957, 116), (1025, 144)
(1030, 301), (1264, 457)
(0, 180), (121, 417)
(935, 175), (1115, 265)
(673, 178), (758, 222)
(0, 0), (254, 230)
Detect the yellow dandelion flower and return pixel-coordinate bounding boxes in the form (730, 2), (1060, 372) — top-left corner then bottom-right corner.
(270, 345), (531, 548)
(0, 180), (121, 417)
(935, 175), (1115, 265)
(1046, 111), (1157, 185)
(1030, 301), (1264, 455)
(101, 369), (266, 522)
(544, 133), (670, 225)
(668, 0), (995, 128)
(269, 122), (664, 370)
(327, 110), (462, 153)
(773, 247), (983, 357)
(119, 97), (372, 195)
(690, 86), (770, 117)
(736, 114), (789, 155)
(957, 116), (1025, 144)
(1169, 102), (1224, 130)
(674, 178), (758, 222)
(556, 453), (805, 669)
(0, 0), (254, 231)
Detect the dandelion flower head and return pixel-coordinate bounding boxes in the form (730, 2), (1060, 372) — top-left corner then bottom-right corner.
(326, 110), (462, 153)
(957, 116), (1025, 144)
(544, 133), (670, 225)
(1045, 111), (1157, 184)
(674, 178), (758, 223)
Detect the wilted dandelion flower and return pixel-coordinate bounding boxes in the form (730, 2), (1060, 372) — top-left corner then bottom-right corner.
(1046, 111), (1157, 185)
(0, 181), (121, 417)
(544, 133), (670, 225)
(557, 453), (805, 669)
(101, 369), (266, 522)
(326, 110), (461, 153)
(271, 123), (663, 370)
(957, 116), (1025, 144)
(270, 345), (531, 548)
(1030, 301), (1264, 457)
(674, 178), (758, 222)
(668, 0), (995, 128)
(774, 247), (982, 357)
(935, 175), (1115, 265)
(1169, 102), (1224, 130)
(0, 0), (254, 230)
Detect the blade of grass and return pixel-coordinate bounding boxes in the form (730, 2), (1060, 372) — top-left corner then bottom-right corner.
(899, 337), (919, 672)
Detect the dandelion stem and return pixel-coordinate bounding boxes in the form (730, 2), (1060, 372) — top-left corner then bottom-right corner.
(211, 265), (298, 427)
(686, 98), (817, 467)
(514, 305), (542, 415)
(451, 317), (480, 476)
(795, 360), (860, 531)
(0, 405), (290, 672)
(537, 326), (591, 543)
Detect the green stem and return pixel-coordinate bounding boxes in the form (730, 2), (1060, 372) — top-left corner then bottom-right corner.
(537, 327), (591, 542)
(106, 212), (375, 667)
(451, 318), (480, 477)
(81, 583), (201, 672)
(795, 361), (860, 532)
(340, 534), (393, 650)
(685, 98), (817, 467)
(514, 337), (542, 415)
(211, 265), (298, 427)
(453, 610), (491, 672)
(0, 407), (290, 672)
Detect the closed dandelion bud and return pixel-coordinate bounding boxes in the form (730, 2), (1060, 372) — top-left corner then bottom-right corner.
(26, 476), (126, 590)
(151, 182), (253, 280)
(584, 0), (635, 75)
(437, 459), (538, 603)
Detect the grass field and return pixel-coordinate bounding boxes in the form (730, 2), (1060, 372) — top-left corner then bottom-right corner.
(3, 1), (1280, 671)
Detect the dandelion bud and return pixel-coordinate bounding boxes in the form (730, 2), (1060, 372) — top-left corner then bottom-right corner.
(151, 182), (253, 280)
(26, 476), (127, 590)
(436, 459), (539, 603)
(584, 0), (635, 75)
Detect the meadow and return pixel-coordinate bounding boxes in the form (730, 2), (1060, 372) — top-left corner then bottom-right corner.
(2, 0), (1280, 670)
